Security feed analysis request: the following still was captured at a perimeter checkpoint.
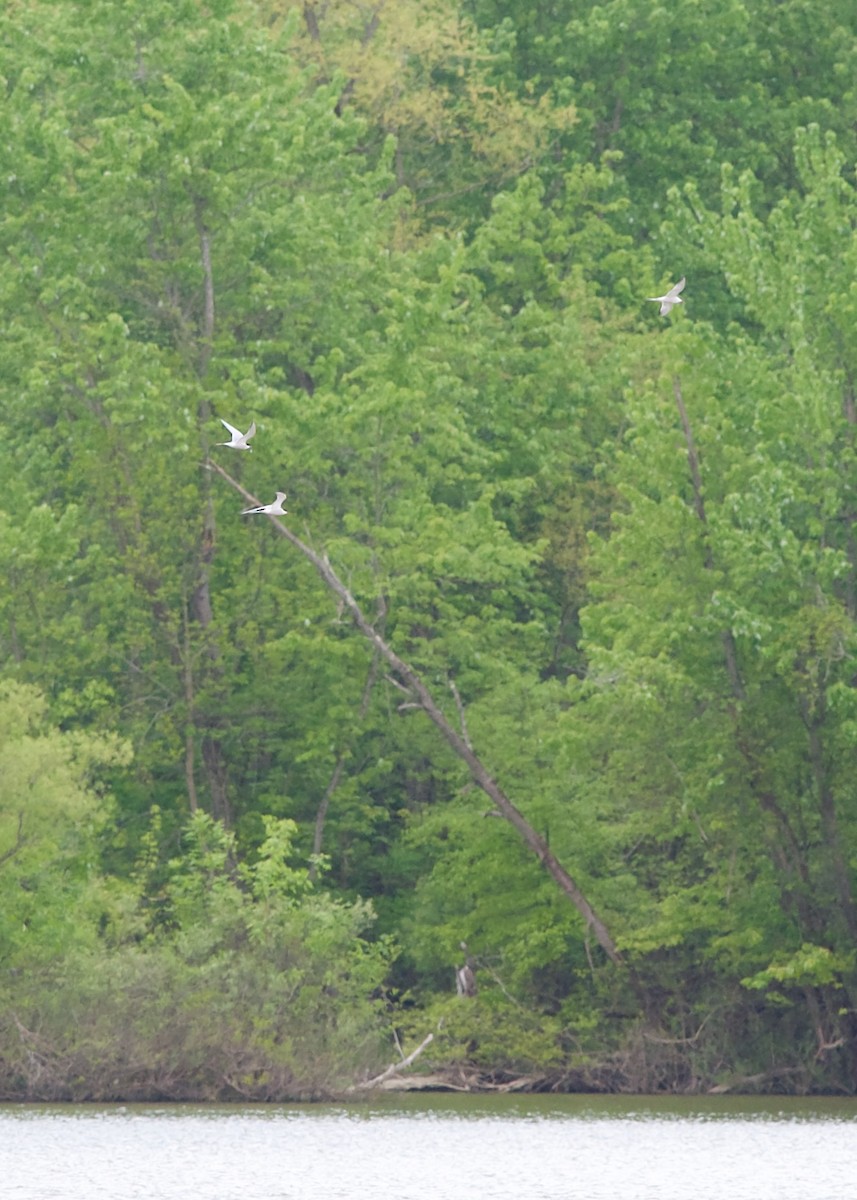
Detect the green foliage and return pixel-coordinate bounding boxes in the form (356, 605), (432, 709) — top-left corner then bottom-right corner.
(743, 944), (854, 992)
(410, 992), (568, 1075)
(0, 810), (392, 1100)
(3, 0), (857, 1096)
(0, 681), (130, 968)
(266, 0), (577, 229)
(468, 1), (857, 234)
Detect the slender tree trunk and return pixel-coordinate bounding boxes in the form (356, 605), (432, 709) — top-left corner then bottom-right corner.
(311, 649), (381, 877)
(673, 377), (814, 920)
(207, 460), (623, 966)
(182, 597), (199, 813)
(182, 203), (232, 823)
(841, 380), (857, 620)
(673, 379), (744, 698)
(311, 757), (345, 875)
(803, 697), (857, 944)
(303, 3), (321, 42)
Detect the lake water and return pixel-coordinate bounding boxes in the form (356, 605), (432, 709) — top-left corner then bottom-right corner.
(2, 1093), (855, 1199)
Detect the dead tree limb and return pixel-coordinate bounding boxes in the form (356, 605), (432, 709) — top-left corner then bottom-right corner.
(208, 461), (623, 966)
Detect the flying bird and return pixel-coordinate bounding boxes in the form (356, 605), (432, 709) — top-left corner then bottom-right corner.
(218, 418), (256, 450)
(241, 492), (288, 516)
(648, 277), (686, 316)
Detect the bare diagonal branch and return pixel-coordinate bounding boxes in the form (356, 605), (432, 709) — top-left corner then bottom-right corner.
(207, 459), (623, 965)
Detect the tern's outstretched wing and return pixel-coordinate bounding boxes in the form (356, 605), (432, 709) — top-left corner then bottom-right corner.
(220, 418), (242, 439)
(666, 277), (686, 300)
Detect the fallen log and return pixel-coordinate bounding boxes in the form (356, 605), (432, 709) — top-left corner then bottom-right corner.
(351, 1032), (434, 1091)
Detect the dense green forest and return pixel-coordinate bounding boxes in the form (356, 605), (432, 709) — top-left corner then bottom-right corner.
(2, 0), (857, 1098)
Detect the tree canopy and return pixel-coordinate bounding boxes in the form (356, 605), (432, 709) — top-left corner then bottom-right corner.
(2, 0), (857, 1097)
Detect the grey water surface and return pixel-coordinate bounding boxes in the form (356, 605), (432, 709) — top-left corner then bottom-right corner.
(2, 1092), (855, 1200)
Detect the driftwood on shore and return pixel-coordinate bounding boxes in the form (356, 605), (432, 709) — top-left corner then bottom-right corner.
(706, 1066), (806, 1094)
(351, 1032), (540, 1095)
(377, 1071), (539, 1093)
(350, 1032), (435, 1092)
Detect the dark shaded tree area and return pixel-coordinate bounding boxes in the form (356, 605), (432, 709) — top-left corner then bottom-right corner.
(2, 0), (857, 1096)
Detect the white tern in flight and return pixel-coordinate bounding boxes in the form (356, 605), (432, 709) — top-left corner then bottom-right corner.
(218, 419), (256, 450)
(241, 492), (288, 516)
(648, 277), (686, 316)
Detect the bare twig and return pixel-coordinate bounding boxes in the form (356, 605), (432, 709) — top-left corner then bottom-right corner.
(479, 962), (525, 1010)
(384, 673), (413, 697)
(643, 1011), (715, 1046)
(448, 677), (472, 750)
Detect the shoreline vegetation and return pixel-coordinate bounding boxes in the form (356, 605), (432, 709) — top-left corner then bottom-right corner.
(0, 1004), (847, 1103)
(0, 1064), (840, 1105)
(4, 0), (857, 1100)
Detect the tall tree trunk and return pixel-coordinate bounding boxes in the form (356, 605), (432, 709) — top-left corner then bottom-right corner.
(673, 377), (815, 924)
(841, 380), (857, 620)
(179, 202), (232, 822)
